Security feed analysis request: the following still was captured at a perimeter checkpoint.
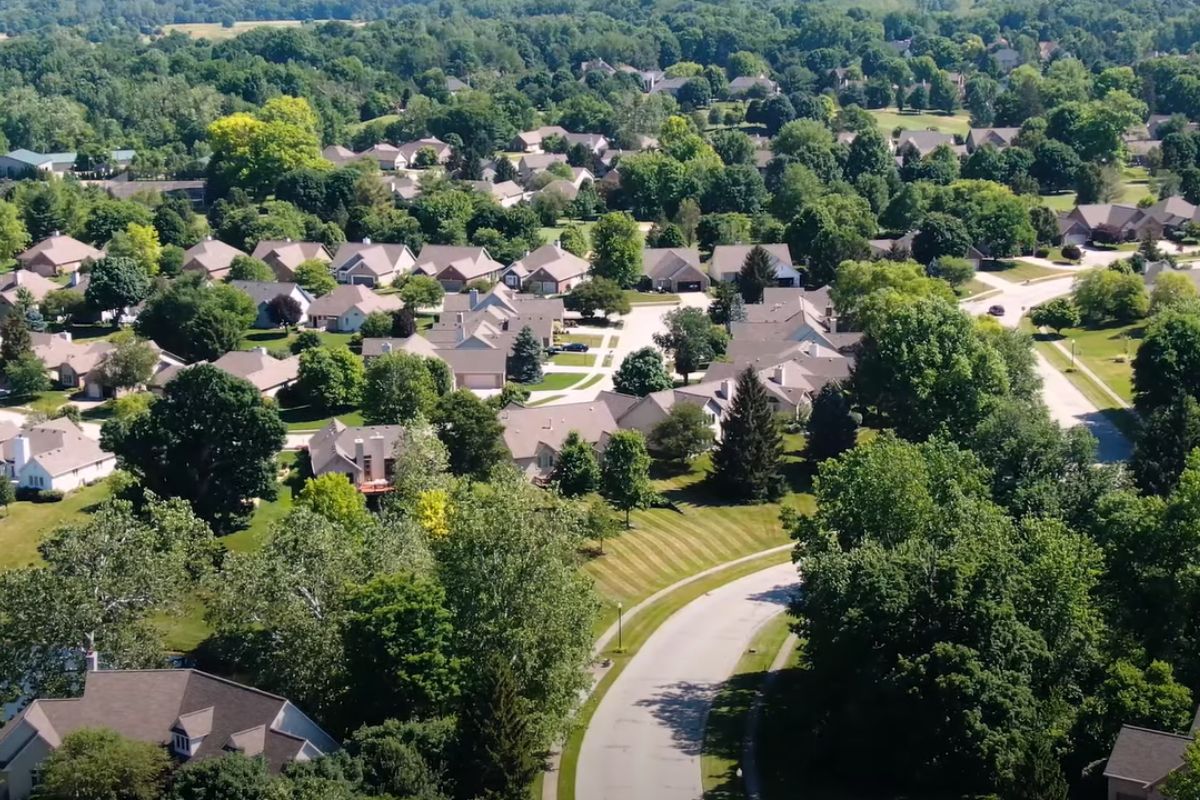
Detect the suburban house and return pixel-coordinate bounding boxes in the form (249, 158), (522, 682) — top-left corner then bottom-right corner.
(579, 58), (617, 77)
(330, 241), (416, 287)
(1058, 197), (1200, 244)
(0, 270), (58, 315)
(992, 47), (1022, 71)
(306, 284), (402, 332)
(710, 243), (800, 286)
(1103, 711), (1200, 800)
(617, 65), (665, 92)
(16, 234), (104, 277)
(100, 178), (206, 208)
(886, 38), (913, 57)
(30, 332), (117, 397)
(0, 668), (338, 800)
(411, 245), (505, 291)
(501, 242), (590, 294)
(648, 76), (689, 97)
(397, 137), (452, 166)
(464, 180), (526, 207)
(0, 148), (135, 178)
(894, 130), (963, 159)
(446, 76), (469, 94)
(365, 332), (508, 390)
(517, 153), (569, 183)
(214, 349), (295, 396)
(499, 401), (621, 482)
(563, 132), (609, 154)
(965, 127), (1020, 151)
(229, 280), (314, 328)
(0, 418), (116, 494)
(727, 75), (780, 97)
(536, 178), (585, 202)
(181, 238), (247, 281)
(511, 126), (570, 152)
(308, 419), (408, 494)
(361, 143), (406, 171)
(251, 240), (331, 282)
(867, 231), (917, 259)
(322, 144), (360, 166)
(379, 174), (423, 201)
(642, 248), (711, 292)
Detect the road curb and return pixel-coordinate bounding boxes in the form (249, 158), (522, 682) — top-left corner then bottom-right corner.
(741, 632), (799, 800)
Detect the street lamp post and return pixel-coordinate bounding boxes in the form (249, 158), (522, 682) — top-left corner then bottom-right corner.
(617, 602), (623, 653)
(1071, 339), (1076, 369)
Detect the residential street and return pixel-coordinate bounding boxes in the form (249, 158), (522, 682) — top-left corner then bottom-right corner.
(576, 563), (798, 800)
(960, 269), (1132, 462)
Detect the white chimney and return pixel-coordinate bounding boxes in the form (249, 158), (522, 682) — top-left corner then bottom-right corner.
(56, 331), (72, 343)
(85, 650), (100, 672)
(68, 271), (80, 288)
(456, 312), (465, 325)
(774, 364), (788, 385)
(354, 438), (365, 474)
(363, 236), (372, 245)
(368, 434), (386, 480)
(12, 435), (29, 475)
(205, 234), (213, 241)
(544, 417), (553, 430)
(721, 379), (734, 400)
(468, 289), (479, 309)
(255, 346), (268, 356)
(51, 229), (60, 237)
(381, 341), (393, 354)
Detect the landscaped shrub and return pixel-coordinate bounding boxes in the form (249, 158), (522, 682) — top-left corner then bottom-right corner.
(1062, 243), (1082, 260)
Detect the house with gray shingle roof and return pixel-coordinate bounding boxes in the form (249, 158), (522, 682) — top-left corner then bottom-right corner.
(1104, 718), (1198, 800)
(0, 417), (115, 494)
(0, 668), (337, 800)
(251, 240), (331, 282)
(643, 248), (710, 292)
(502, 242), (590, 294)
(182, 238), (247, 281)
(412, 245), (505, 291)
(710, 244), (800, 286)
(229, 280), (314, 328)
(330, 241), (415, 288)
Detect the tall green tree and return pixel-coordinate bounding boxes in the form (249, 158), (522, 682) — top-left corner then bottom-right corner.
(455, 657), (545, 800)
(589, 212), (643, 289)
(551, 431), (600, 497)
(647, 402), (715, 464)
(805, 382), (858, 463)
(36, 728), (171, 800)
(363, 352), (438, 424)
(433, 390), (507, 478)
(653, 307), (725, 384)
(101, 364), (285, 532)
(508, 325), (544, 384)
(613, 347), (673, 396)
(0, 310), (31, 363)
(298, 345), (365, 412)
(738, 245), (777, 304)
(1132, 396), (1200, 496)
(84, 256), (152, 323)
(1133, 310), (1200, 413)
(0, 199), (30, 264)
(711, 367), (783, 502)
(600, 430), (654, 527)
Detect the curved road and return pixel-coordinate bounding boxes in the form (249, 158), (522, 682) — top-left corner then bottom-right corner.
(576, 563), (798, 800)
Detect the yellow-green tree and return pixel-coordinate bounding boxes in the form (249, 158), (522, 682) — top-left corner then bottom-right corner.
(208, 96), (327, 197)
(106, 222), (162, 276)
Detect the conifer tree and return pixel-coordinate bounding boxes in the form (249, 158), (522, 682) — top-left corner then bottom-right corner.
(508, 326), (544, 384)
(805, 381), (858, 463)
(0, 311), (31, 364)
(738, 245), (778, 304)
(711, 367), (783, 502)
(455, 657), (543, 800)
(552, 431), (600, 497)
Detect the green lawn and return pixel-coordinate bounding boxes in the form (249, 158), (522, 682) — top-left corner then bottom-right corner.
(539, 221), (595, 246)
(575, 374), (604, 390)
(2, 388), (79, 416)
(347, 113), (402, 134)
(161, 19), (358, 39)
(1040, 165), (1153, 213)
(582, 434), (811, 634)
(549, 352), (596, 367)
(526, 394), (566, 407)
(955, 278), (994, 298)
(868, 108), (972, 137)
(277, 404), (364, 432)
(981, 260), (1070, 283)
(1050, 323), (1141, 404)
(0, 480), (112, 570)
(523, 372), (586, 391)
(702, 613), (794, 799)
(624, 290), (680, 305)
(239, 328), (357, 352)
(557, 333), (604, 347)
(601, 354), (614, 368)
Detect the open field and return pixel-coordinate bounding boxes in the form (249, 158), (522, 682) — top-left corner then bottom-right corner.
(161, 19), (361, 39)
(868, 108), (972, 137)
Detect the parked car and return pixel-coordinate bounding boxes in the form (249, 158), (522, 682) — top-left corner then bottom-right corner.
(563, 342), (590, 352)
(987, 304), (1005, 316)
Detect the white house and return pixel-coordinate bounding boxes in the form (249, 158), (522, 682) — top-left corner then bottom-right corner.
(0, 418), (116, 493)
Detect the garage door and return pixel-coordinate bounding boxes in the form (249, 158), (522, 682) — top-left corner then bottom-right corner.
(777, 277), (795, 288)
(460, 373), (501, 389)
(676, 281), (702, 292)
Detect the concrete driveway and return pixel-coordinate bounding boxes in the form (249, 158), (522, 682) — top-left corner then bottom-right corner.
(576, 563), (798, 800)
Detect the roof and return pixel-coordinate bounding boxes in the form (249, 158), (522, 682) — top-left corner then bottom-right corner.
(183, 239), (246, 276)
(644, 248), (702, 281)
(463, 180), (525, 201)
(331, 242), (414, 278)
(251, 240), (331, 270)
(539, 179), (580, 200)
(103, 180), (205, 201)
(896, 130), (957, 156)
(0, 418), (113, 477)
(1070, 203), (1142, 230)
(322, 144), (360, 165)
(17, 234), (104, 267)
(967, 127), (1019, 146)
(0, 669), (336, 773)
(413, 245), (503, 281)
(0, 269), (59, 306)
(1104, 725), (1193, 787)
(437, 346), (508, 375)
(308, 419), (408, 475)
(711, 244), (793, 274)
(509, 243), (590, 283)
(519, 153), (568, 172)
(397, 138), (450, 162)
(228, 280), (311, 306)
(499, 401), (621, 459)
(361, 336), (441, 358)
(306, 284), (402, 319)
(30, 332), (116, 376)
(209, 349), (299, 392)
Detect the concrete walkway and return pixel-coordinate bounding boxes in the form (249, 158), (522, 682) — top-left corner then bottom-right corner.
(576, 563), (797, 800)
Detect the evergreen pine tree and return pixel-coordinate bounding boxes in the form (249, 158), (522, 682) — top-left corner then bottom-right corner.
(711, 367), (783, 502)
(455, 657), (543, 800)
(0, 311), (31, 364)
(508, 326), (544, 384)
(551, 431), (600, 497)
(738, 245), (777, 304)
(805, 382), (858, 463)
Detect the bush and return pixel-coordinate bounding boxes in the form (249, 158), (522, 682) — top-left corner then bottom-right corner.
(1061, 243), (1082, 260)
(1035, 247), (1050, 258)
(35, 489), (65, 503)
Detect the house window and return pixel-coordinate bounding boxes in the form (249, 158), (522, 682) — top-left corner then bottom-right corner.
(362, 455), (373, 475)
(171, 732), (191, 756)
(537, 451), (554, 470)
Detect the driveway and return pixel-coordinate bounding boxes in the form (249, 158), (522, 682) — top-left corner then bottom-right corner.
(576, 563), (798, 800)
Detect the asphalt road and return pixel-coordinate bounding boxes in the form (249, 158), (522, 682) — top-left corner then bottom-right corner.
(575, 563), (798, 800)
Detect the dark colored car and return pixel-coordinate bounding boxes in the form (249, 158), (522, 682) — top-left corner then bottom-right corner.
(563, 342), (590, 352)
(987, 304), (1006, 316)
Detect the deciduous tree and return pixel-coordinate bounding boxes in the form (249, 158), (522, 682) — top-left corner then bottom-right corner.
(551, 431), (600, 497)
(647, 402), (715, 464)
(600, 430), (654, 526)
(298, 345), (365, 411)
(363, 352), (438, 424)
(613, 347), (673, 396)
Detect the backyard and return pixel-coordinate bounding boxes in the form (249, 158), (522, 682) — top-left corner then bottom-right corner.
(980, 260), (1070, 283)
(868, 108), (972, 137)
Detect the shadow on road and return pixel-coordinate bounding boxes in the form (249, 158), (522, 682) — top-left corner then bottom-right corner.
(634, 680), (716, 755)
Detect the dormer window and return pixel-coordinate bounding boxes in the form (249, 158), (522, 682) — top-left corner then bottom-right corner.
(172, 732), (193, 756)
